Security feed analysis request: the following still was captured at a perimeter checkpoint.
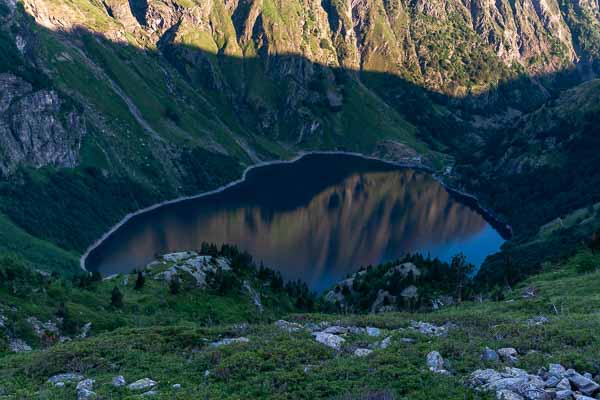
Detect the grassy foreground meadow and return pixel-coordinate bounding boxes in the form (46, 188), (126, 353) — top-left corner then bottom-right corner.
(1, 249), (599, 399)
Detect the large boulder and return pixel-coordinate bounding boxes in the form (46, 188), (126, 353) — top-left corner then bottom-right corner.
(565, 369), (600, 396)
(366, 327), (381, 337)
(112, 375), (126, 387)
(498, 348), (519, 363)
(482, 347), (500, 362)
(128, 378), (157, 391)
(312, 332), (345, 350)
(426, 351), (449, 375)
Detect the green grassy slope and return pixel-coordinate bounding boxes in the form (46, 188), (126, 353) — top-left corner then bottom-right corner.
(1, 250), (599, 399)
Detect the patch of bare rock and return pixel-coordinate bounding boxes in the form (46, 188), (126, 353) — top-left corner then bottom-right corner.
(470, 363), (600, 400)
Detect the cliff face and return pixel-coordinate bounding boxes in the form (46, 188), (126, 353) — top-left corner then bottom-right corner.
(2, 0), (599, 172)
(0, 73), (85, 176)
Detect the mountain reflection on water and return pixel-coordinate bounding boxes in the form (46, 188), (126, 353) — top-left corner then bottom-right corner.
(86, 154), (504, 291)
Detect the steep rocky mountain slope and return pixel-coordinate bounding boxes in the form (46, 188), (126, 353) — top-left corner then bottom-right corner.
(0, 0), (599, 272)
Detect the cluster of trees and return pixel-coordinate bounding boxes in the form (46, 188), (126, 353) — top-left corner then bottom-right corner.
(200, 244), (316, 312)
(326, 253), (476, 313)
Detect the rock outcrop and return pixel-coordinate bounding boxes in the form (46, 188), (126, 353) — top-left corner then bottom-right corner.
(0, 74), (85, 176)
(470, 363), (600, 400)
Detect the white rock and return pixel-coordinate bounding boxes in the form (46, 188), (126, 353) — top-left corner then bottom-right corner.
(565, 369), (600, 396)
(498, 348), (519, 362)
(112, 375), (126, 387)
(354, 348), (373, 357)
(76, 379), (94, 391)
(275, 320), (303, 333)
(210, 337), (250, 347)
(556, 378), (571, 391)
(574, 395), (597, 400)
(426, 351), (449, 374)
(312, 332), (345, 350)
(410, 321), (448, 337)
(485, 377), (529, 393)
(141, 390), (159, 396)
(128, 378), (157, 391)
(366, 327), (381, 337)
(545, 375), (562, 388)
(470, 369), (504, 386)
(379, 336), (392, 349)
(496, 389), (524, 400)
(172, 384), (181, 389)
(77, 388), (97, 400)
(555, 390), (574, 400)
(48, 373), (84, 385)
(526, 316), (549, 326)
(323, 326), (348, 334)
(9, 338), (31, 353)
(79, 322), (92, 339)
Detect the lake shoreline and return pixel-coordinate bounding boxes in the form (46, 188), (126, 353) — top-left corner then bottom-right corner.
(80, 150), (512, 272)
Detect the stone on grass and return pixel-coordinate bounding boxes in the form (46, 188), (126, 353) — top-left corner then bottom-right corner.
(9, 338), (31, 353)
(48, 373), (84, 385)
(498, 348), (519, 363)
(482, 347), (500, 362)
(210, 337), (250, 347)
(426, 351), (449, 375)
(172, 384), (181, 390)
(354, 348), (373, 357)
(379, 336), (392, 349)
(366, 327), (381, 337)
(128, 378), (157, 391)
(76, 379), (94, 391)
(410, 321), (448, 337)
(312, 332), (345, 350)
(469, 369), (504, 386)
(275, 320), (303, 333)
(141, 390), (159, 396)
(323, 326), (348, 334)
(112, 375), (126, 387)
(77, 388), (97, 400)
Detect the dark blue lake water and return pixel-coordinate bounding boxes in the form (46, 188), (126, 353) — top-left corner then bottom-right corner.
(85, 154), (504, 291)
